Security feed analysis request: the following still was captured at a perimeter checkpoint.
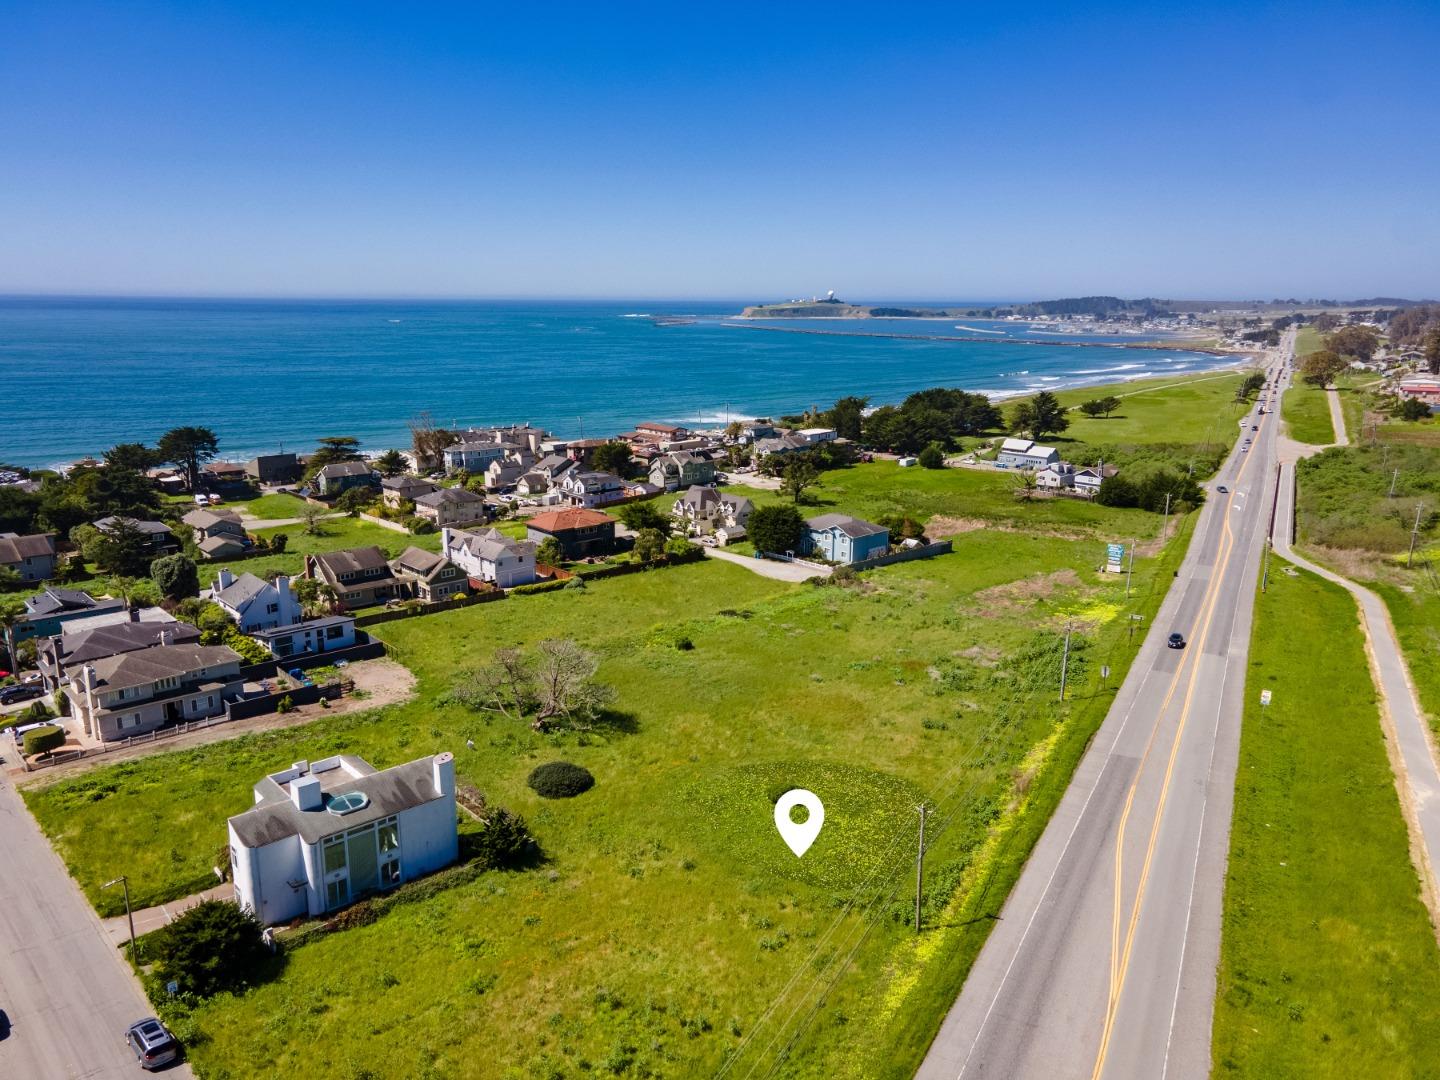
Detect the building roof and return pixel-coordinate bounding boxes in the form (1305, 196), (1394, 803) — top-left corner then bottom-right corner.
(0, 532), (56, 564)
(564, 470), (624, 490)
(415, 486), (484, 508)
(229, 754), (449, 847)
(536, 454), (574, 475)
(390, 546), (450, 578)
(42, 619), (201, 668)
(527, 508), (616, 533)
(448, 527), (534, 562)
(315, 460), (376, 479)
(198, 534), (247, 555)
(381, 475), (437, 494)
(1000, 438), (1034, 453)
(311, 546), (393, 579)
(214, 571), (272, 610)
(24, 587), (116, 618)
(807, 513), (889, 539)
(637, 421), (685, 434)
(183, 507), (244, 530)
(677, 485), (722, 509)
(87, 643), (242, 695)
(250, 614), (354, 641)
(92, 516), (174, 538)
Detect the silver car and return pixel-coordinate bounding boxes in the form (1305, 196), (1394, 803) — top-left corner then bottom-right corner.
(125, 1018), (179, 1070)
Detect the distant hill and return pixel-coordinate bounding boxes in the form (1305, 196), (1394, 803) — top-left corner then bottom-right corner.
(738, 295), (1438, 320)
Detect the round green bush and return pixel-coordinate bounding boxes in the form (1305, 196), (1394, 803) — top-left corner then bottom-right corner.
(23, 724), (65, 757)
(527, 761), (595, 799)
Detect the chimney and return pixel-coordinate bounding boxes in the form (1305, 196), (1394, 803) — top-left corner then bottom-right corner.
(82, 664), (97, 719)
(440, 527), (454, 556)
(216, 567), (235, 591)
(128, 607), (140, 623)
(432, 751), (455, 798)
(159, 628), (174, 647)
(290, 774), (322, 811)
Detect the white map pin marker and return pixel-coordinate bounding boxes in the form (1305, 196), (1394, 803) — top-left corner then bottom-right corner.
(774, 788), (825, 857)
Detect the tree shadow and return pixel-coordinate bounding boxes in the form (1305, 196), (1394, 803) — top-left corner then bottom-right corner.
(590, 708), (640, 736)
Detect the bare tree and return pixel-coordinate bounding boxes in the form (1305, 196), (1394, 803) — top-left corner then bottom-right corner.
(409, 411), (456, 474)
(533, 639), (616, 731)
(455, 648), (536, 721)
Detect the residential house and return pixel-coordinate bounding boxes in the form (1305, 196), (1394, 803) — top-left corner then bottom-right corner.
(648, 450), (717, 492)
(390, 547), (469, 601)
(559, 470), (626, 509)
(516, 471), (551, 497)
(12, 589), (127, 643)
(996, 438), (1060, 469)
(250, 615), (357, 660)
(182, 507), (249, 560)
(66, 643), (244, 743)
(381, 475), (438, 509)
(635, 421), (688, 442)
(304, 547), (400, 609)
(38, 614), (200, 692)
(211, 569), (303, 633)
(1073, 464), (1118, 499)
(534, 453), (575, 483)
(526, 508), (618, 560)
(413, 486), (488, 527)
(802, 514), (890, 564)
(245, 453), (302, 485)
(201, 461), (252, 496)
(315, 460), (380, 499)
(1036, 462), (1077, 490)
(0, 532), (57, 584)
(92, 516), (179, 558)
(228, 752), (459, 926)
(442, 437), (507, 475)
(440, 527), (537, 588)
(798, 428), (838, 444)
(752, 434), (812, 459)
(563, 438), (611, 466)
(484, 459), (528, 492)
(670, 486), (752, 535)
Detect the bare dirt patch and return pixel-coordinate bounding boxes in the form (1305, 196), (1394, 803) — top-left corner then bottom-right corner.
(974, 568), (1083, 618)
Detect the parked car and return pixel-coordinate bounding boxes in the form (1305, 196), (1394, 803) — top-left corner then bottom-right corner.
(0, 684), (44, 705)
(1167, 632), (1186, 649)
(124, 1017), (179, 1070)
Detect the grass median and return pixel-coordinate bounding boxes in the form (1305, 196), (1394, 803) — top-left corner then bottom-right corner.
(1281, 383), (1336, 446)
(1213, 559), (1440, 1077)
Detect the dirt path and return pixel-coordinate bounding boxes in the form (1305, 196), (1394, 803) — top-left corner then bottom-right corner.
(1326, 385), (1350, 446)
(703, 547), (828, 581)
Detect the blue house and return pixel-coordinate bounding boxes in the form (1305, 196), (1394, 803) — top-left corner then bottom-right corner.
(803, 514), (890, 564)
(12, 589), (128, 643)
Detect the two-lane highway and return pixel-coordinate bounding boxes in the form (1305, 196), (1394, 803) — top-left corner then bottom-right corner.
(918, 338), (1294, 1080)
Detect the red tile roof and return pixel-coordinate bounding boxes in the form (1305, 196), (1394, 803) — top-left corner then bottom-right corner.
(527, 508), (616, 533)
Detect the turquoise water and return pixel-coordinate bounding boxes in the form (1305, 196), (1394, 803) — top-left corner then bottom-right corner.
(0, 298), (1234, 468)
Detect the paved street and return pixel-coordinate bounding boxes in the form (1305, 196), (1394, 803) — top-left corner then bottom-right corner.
(0, 767), (193, 1078)
(703, 546), (831, 581)
(917, 340), (1293, 1080)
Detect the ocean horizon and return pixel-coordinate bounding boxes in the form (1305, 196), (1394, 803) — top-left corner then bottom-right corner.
(0, 297), (1242, 470)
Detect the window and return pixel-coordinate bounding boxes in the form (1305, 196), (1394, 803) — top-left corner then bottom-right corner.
(324, 837), (347, 874)
(326, 879), (348, 909)
(378, 820), (399, 854)
(266, 602), (279, 614)
(380, 859), (400, 887)
(325, 625), (344, 640)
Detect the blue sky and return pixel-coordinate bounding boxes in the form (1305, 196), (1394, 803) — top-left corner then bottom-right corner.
(2, 1), (1437, 300)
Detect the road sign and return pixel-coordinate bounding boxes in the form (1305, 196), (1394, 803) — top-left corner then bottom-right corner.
(1100, 665), (1110, 680)
(1260, 689), (1272, 706)
(1106, 542), (1125, 573)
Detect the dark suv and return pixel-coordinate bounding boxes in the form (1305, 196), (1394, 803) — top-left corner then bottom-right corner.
(125, 1018), (179, 1070)
(0, 683), (44, 705)
(1167, 632), (1186, 649)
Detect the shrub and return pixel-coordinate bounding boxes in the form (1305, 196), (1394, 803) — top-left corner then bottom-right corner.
(23, 725), (65, 757)
(918, 443), (945, 469)
(527, 761), (596, 799)
(408, 516), (436, 535)
(150, 553), (200, 602)
(749, 504), (806, 555)
(474, 808), (535, 868)
(275, 694), (294, 714)
(152, 899), (268, 997)
(664, 535), (696, 559)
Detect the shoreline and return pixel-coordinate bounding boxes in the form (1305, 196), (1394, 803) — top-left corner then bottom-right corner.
(718, 320), (1241, 355)
(26, 363), (1256, 476)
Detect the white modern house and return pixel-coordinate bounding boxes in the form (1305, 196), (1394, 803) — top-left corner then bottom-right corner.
(211, 570), (303, 633)
(1036, 462), (1077, 490)
(996, 438), (1060, 469)
(440, 526), (538, 588)
(228, 752), (459, 926)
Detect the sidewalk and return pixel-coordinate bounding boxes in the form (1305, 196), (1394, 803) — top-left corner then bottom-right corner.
(102, 882), (234, 947)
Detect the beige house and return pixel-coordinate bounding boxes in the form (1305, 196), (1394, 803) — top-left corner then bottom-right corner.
(390, 547), (469, 601)
(65, 643), (244, 743)
(381, 475), (438, 510)
(413, 486), (488, 527)
(182, 507), (248, 559)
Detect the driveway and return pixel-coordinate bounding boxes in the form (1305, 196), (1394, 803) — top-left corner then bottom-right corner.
(703, 547), (829, 582)
(0, 769), (193, 1078)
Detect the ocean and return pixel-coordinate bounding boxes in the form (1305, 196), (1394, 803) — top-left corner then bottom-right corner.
(0, 297), (1239, 469)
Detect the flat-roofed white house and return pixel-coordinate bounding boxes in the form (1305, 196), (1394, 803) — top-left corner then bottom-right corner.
(1036, 462), (1077, 489)
(228, 752), (459, 926)
(996, 438), (1060, 469)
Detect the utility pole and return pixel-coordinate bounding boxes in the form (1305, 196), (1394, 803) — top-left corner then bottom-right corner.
(1390, 468), (1400, 498)
(1408, 503), (1426, 569)
(914, 803), (928, 933)
(103, 876), (138, 965)
(1125, 540), (1135, 599)
(1162, 492), (1172, 542)
(1261, 538), (1272, 592)
(1059, 623), (1073, 702)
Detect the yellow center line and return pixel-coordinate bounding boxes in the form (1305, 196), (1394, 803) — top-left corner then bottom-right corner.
(1092, 386), (1274, 1078)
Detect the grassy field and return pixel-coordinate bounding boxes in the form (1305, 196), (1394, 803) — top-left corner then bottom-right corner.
(233, 492), (314, 519)
(1295, 325), (1325, 357)
(25, 456), (1195, 1079)
(1212, 560), (1440, 1077)
(1282, 384), (1336, 445)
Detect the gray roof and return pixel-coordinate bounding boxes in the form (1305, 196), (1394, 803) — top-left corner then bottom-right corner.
(92, 516), (174, 538)
(250, 614), (354, 641)
(390, 546), (450, 578)
(415, 486), (484, 508)
(311, 546), (393, 579)
(0, 532), (56, 564)
(229, 755), (447, 847)
(88, 643), (242, 694)
(316, 460), (377, 479)
(677, 485), (722, 509)
(25, 588), (116, 617)
(199, 534), (247, 555)
(381, 475), (437, 495)
(43, 620), (201, 667)
(214, 571), (271, 610)
(450, 527), (533, 562)
(183, 508), (243, 530)
(807, 513), (888, 539)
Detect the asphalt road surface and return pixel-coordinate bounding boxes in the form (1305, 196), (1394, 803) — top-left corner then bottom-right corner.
(917, 340), (1293, 1080)
(0, 766), (193, 1078)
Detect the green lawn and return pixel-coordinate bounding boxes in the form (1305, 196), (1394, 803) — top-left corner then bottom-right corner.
(233, 492), (314, 519)
(1213, 560), (1440, 1077)
(1282, 384), (1336, 445)
(25, 460), (1196, 1078)
(1296, 325), (1325, 357)
(1049, 369), (1250, 446)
